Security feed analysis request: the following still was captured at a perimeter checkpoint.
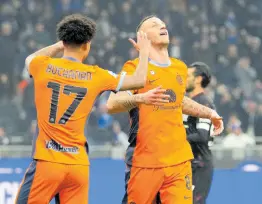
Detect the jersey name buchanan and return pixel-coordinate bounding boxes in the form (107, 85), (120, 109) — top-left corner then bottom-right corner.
(46, 64), (92, 81)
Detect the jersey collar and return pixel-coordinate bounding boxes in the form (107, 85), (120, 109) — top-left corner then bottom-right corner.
(62, 56), (81, 63)
(149, 58), (171, 67)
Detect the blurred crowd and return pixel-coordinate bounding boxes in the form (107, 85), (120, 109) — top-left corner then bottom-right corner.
(0, 0), (261, 148)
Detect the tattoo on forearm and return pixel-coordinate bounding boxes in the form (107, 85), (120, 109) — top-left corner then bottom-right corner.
(115, 94), (143, 110)
(182, 97), (212, 119)
(122, 99), (137, 109)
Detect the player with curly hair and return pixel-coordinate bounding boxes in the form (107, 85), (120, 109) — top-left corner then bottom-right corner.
(15, 14), (160, 204)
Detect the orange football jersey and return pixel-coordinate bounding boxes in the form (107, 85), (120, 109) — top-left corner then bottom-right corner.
(29, 56), (124, 165)
(122, 58), (193, 168)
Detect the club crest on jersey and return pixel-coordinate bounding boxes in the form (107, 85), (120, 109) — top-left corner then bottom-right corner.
(150, 70), (155, 75)
(176, 74), (183, 85)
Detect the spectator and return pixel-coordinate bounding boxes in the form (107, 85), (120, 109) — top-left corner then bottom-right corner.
(222, 119), (255, 149)
(112, 121), (129, 149)
(0, 127), (9, 145)
(97, 103), (113, 129)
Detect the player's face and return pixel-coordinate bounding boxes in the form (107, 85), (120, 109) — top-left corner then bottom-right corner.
(140, 17), (169, 46)
(186, 68), (196, 93)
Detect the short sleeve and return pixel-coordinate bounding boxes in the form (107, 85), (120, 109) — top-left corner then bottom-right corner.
(120, 60), (137, 95)
(28, 56), (49, 77)
(99, 68), (126, 92)
(120, 60), (136, 75)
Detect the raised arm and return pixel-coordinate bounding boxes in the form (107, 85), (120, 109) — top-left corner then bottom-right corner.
(25, 41), (64, 70)
(117, 32), (151, 91)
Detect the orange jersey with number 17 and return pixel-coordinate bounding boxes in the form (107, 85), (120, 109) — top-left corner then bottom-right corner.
(29, 56), (125, 165)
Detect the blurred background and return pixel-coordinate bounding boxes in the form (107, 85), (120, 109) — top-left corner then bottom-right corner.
(0, 0), (262, 203)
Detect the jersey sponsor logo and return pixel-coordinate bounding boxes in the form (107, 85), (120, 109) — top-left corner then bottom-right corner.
(153, 89), (180, 111)
(150, 70), (155, 75)
(46, 140), (79, 154)
(176, 74), (183, 85)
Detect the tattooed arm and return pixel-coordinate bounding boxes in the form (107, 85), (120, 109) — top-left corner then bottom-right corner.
(106, 87), (169, 114)
(107, 91), (143, 114)
(182, 96), (224, 135)
(182, 96), (214, 119)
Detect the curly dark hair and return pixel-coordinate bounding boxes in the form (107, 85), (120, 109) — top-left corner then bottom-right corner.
(56, 14), (96, 46)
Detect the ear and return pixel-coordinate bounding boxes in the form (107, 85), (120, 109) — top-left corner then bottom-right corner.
(195, 75), (202, 84)
(81, 42), (91, 51)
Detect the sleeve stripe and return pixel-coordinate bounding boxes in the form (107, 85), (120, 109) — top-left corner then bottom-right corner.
(196, 123), (211, 131)
(127, 91), (133, 95)
(25, 55), (35, 72)
(199, 118), (211, 124)
(116, 71), (126, 92)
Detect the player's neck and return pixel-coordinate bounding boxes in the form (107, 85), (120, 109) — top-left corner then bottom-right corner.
(149, 46), (169, 64)
(63, 50), (84, 62)
(189, 87), (204, 98)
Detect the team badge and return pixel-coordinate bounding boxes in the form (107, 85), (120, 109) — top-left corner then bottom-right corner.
(176, 74), (183, 85)
(150, 70), (155, 75)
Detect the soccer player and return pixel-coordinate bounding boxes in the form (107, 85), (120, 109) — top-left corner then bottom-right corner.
(15, 14), (162, 204)
(106, 15), (224, 204)
(183, 62), (215, 204)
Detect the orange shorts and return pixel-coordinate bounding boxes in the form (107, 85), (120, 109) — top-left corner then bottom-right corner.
(122, 161), (192, 204)
(15, 160), (89, 204)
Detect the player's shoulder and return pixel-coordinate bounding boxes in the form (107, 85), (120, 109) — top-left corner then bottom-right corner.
(121, 58), (139, 73)
(31, 55), (50, 65)
(92, 65), (118, 77)
(124, 58), (139, 66)
(170, 58), (187, 70)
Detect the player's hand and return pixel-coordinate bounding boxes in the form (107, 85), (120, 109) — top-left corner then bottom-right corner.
(210, 110), (224, 136)
(128, 31), (151, 55)
(140, 86), (170, 106)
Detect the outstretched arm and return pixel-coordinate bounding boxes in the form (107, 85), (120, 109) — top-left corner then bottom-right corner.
(107, 93), (215, 118)
(182, 96), (214, 119)
(106, 87), (170, 114)
(107, 91), (143, 114)
(107, 93), (224, 135)
(182, 96), (223, 135)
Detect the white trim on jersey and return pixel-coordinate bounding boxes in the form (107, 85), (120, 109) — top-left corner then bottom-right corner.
(126, 91), (133, 96)
(199, 118), (211, 124)
(25, 55), (35, 72)
(196, 123), (211, 131)
(115, 71), (127, 92)
(183, 114), (189, 122)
